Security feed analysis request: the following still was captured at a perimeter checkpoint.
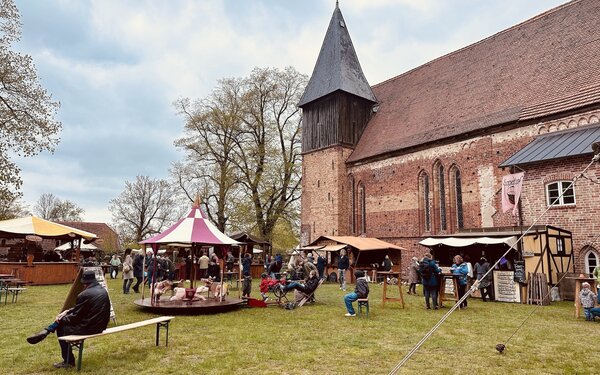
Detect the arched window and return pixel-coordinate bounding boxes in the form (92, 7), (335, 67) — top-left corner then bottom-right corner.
(584, 247), (599, 276)
(449, 165), (464, 230)
(418, 171), (431, 233)
(434, 161), (447, 231)
(358, 183), (366, 234)
(348, 175), (356, 234)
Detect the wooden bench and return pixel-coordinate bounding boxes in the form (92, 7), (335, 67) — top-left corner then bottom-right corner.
(59, 316), (174, 371)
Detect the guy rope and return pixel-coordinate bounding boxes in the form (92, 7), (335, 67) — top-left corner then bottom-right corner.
(389, 151), (600, 374)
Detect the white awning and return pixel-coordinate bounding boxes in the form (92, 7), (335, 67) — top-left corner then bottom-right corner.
(420, 236), (518, 248)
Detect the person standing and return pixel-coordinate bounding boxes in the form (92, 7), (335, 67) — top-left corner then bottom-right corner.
(580, 282), (597, 321)
(109, 254), (121, 279)
(316, 253), (327, 280)
(420, 253), (441, 309)
(407, 256), (419, 295)
(132, 250), (144, 293)
(122, 248), (134, 294)
(199, 251), (209, 279)
(338, 249), (350, 291)
(593, 264), (600, 304)
(343, 270), (369, 317)
(451, 255), (469, 309)
(26, 270), (110, 368)
(474, 257), (493, 302)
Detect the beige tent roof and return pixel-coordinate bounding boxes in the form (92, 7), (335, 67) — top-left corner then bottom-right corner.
(309, 236), (404, 251)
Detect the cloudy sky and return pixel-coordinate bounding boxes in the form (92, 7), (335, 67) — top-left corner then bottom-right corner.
(12, 0), (566, 223)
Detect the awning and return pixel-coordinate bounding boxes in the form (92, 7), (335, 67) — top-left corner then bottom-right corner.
(420, 236), (518, 248)
(500, 123), (600, 167)
(320, 244), (348, 252)
(0, 216), (97, 241)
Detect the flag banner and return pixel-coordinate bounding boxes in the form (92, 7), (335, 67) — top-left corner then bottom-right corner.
(501, 172), (524, 215)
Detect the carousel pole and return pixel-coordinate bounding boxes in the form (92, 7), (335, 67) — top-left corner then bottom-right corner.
(220, 246), (225, 302)
(238, 249), (242, 299)
(141, 245), (147, 301)
(151, 244), (158, 305)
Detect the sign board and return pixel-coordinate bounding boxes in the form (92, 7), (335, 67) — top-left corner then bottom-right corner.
(513, 260), (526, 283)
(493, 270), (521, 303)
(61, 266), (116, 322)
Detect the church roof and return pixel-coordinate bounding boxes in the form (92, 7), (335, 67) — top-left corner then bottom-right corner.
(348, 0), (600, 163)
(298, 4), (377, 107)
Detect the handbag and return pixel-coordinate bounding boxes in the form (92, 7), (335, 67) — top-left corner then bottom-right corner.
(123, 264), (131, 273)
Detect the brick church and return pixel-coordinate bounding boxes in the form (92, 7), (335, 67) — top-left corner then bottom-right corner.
(299, 0), (600, 278)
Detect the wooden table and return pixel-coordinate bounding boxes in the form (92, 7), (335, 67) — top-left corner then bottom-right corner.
(568, 276), (597, 318)
(377, 271), (404, 308)
(438, 274), (459, 308)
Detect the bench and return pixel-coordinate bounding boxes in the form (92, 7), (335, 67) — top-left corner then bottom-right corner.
(59, 316), (174, 371)
(4, 287), (26, 304)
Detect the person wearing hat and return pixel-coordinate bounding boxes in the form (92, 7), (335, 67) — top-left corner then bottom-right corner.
(26, 269), (111, 368)
(343, 270), (369, 317)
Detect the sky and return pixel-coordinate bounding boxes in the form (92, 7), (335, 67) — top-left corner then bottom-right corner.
(12, 0), (567, 224)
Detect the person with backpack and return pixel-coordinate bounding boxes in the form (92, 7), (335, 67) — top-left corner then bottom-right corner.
(451, 255), (470, 309)
(419, 253), (441, 309)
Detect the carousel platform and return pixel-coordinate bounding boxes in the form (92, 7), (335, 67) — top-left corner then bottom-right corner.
(134, 296), (244, 315)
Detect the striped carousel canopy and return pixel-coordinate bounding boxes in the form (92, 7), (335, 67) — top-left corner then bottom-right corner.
(139, 205), (239, 246)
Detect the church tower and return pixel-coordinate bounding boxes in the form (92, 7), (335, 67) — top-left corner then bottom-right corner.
(299, 3), (377, 245)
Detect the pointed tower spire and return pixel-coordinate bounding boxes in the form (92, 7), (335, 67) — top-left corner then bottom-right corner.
(298, 4), (376, 107)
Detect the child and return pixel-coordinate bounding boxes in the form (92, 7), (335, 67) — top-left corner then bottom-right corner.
(579, 282), (597, 321)
(259, 273), (278, 301)
(242, 276), (252, 298)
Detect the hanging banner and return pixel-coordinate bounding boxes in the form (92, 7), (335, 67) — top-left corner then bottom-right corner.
(501, 172), (524, 216)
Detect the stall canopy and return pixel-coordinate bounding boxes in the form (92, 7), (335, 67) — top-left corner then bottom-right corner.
(420, 236), (518, 248)
(140, 204), (239, 245)
(55, 242), (98, 251)
(0, 216), (97, 241)
(310, 236), (405, 251)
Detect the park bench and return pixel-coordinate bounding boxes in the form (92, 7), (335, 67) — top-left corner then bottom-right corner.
(58, 316), (174, 371)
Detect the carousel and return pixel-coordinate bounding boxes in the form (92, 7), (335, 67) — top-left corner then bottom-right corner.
(134, 201), (244, 314)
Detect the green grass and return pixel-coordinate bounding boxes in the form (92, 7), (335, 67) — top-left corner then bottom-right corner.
(1, 279), (598, 374)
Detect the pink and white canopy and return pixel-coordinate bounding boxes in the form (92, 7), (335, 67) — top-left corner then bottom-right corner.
(140, 205), (239, 245)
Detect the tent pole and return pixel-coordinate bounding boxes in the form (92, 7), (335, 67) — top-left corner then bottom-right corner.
(141, 245), (146, 301)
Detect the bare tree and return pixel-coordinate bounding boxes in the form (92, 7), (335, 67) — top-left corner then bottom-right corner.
(0, 0), (61, 202)
(173, 67), (305, 244)
(173, 78), (244, 232)
(0, 195), (29, 220)
(33, 193), (84, 221)
(108, 176), (179, 243)
(234, 67), (306, 243)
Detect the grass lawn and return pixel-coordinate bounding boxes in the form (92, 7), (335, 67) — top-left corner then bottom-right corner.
(1, 278), (598, 374)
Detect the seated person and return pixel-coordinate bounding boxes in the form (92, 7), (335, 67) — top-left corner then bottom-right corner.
(343, 270), (369, 317)
(280, 270), (319, 297)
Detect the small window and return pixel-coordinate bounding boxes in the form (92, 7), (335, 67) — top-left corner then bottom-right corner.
(585, 249), (599, 276)
(546, 181), (575, 206)
(556, 238), (564, 254)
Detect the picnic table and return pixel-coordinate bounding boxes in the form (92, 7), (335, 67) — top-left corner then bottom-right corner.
(0, 277), (28, 304)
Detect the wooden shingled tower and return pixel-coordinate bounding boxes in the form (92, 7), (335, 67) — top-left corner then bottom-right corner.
(299, 3), (377, 244)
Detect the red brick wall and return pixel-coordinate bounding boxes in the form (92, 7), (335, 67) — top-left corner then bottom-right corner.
(301, 109), (600, 279)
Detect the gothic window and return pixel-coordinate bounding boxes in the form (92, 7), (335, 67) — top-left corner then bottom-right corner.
(349, 175), (356, 234)
(358, 183), (366, 234)
(419, 171), (431, 232)
(450, 166), (464, 230)
(546, 181), (575, 206)
(584, 247), (599, 276)
(435, 162), (447, 231)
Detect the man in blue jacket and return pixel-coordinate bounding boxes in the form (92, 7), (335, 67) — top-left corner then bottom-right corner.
(451, 255), (470, 309)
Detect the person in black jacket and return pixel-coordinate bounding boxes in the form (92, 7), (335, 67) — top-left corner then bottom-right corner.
(132, 251), (144, 293)
(344, 270), (369, 317)
(338, 249), (350, 291)
(26, 270), (111, 368)
(280, 270), (320, 295)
